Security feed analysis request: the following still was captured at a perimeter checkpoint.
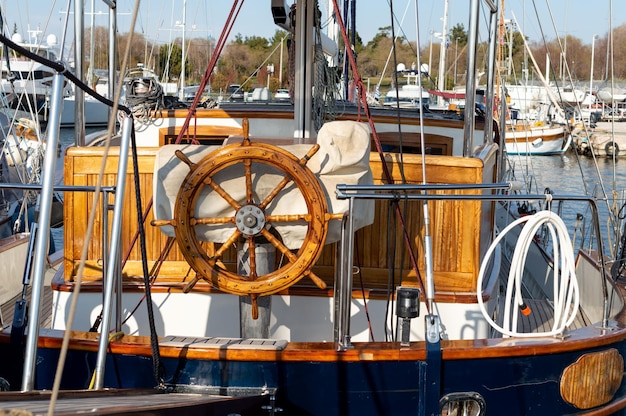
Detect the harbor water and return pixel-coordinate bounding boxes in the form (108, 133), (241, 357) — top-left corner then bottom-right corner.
(507, 143), (626, 256)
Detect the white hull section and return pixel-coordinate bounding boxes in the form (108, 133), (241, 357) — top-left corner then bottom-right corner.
(0, 235), (29, 306)
(132, 112), (486, 157)
(505, 126), (571, 155)
(51, 290), (493, 342)
(61, 96), (110, 127)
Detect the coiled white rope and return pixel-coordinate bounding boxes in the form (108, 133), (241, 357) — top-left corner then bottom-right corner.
(477, 210), (580, 337)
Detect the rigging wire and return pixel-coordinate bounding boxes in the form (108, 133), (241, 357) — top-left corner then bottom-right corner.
(139, 0), (165, 70)
(46, 0), (142, 412)
(375, 0), (414, 94)
(171, 0), (245, 145)
(383, 0), (404, 341)
(536, 2), (621, 257)
(498, 13), (544, 210)
(528, 0), (619, 253)
(330, 0), (429, 317)
(313, 35), (337, 130)
(235, 37), (288, 100)
(388, 1), (405, 180)
(413, 0), (436, 326)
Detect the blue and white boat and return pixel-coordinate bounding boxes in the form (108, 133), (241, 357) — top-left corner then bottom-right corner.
(0, 1), (625, 415)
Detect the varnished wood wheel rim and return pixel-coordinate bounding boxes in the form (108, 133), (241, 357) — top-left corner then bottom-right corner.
(173, 140), (329, 296)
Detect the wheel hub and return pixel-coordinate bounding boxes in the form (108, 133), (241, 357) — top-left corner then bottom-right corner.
(235, 204), (266, 236)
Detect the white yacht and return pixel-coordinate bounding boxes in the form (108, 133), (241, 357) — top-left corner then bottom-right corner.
(0, 31), (73, 114)
(1, 30), (108, 128)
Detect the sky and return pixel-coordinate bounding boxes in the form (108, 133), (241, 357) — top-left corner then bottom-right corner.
(2, 0), (624, 51)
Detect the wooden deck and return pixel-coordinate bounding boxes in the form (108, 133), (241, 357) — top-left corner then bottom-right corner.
(0, 389), (268, 415)
(516, 298), (589, 333)
(1, 286), (54, 330)
(497, 253), (590, 335)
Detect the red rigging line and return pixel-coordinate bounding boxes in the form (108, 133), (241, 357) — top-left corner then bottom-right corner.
(121, 1), (248, 302)
(330, 0), (428, 311)
(172, 0), (246, 145)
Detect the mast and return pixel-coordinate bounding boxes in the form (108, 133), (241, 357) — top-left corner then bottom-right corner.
(342, 0), (349, 100)
(74, 0), (85, 146)
(436, 0), (449, 106)
(108, 0), (116, 102)
(496, 0), (505, 87)
(88, 0), (95, 89)
(492, 0), (505, 134)
(464, 0), (498, 156)
(589, 34), (596, 102)
(179, 0), (187, 102)
(293, 0), (315, 142)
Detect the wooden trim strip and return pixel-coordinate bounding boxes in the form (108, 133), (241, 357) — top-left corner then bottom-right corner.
(0, 233), (29, 253)
(21, 321), (626, 363)
(149, 108), (486, 130)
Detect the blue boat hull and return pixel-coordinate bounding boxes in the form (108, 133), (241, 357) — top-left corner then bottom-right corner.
(2, 339), (624, 415)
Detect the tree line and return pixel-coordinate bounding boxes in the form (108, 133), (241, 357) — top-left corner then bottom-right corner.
(83, 21), (626, 96)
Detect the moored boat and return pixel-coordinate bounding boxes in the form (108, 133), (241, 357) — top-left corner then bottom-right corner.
(575, 123), (626, 157)
(1, 1), (626, 415)
(504, 122), (572, 155)
(0, 29), (109, 129)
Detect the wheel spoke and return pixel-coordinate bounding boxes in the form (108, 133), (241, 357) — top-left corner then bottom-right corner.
(183, 276), (201, 293)
(266, 213), (312, 223)
(261, 228), (298, 263)
(192, 216), (236, 226)
(247, 236), (257, 279)
(175, 149), (197, 169)
(305, 270), (327, 290)
(249, 294), (259, 320)
(214, 228), (242, 259)
(204, 175), (241, 211)
(244, 158), (254, 204)
(258, 175), (292, 210)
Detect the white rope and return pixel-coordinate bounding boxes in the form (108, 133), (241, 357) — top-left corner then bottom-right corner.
(477, 210), (580, 338)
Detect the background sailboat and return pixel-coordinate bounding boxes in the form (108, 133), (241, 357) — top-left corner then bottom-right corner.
(497, 11), (572, 155)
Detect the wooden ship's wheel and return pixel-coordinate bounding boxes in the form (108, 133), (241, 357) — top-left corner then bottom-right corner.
(155, 131), (331, 316)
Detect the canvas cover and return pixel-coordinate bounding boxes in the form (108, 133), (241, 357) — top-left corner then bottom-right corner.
(153, 120), (374, 249)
